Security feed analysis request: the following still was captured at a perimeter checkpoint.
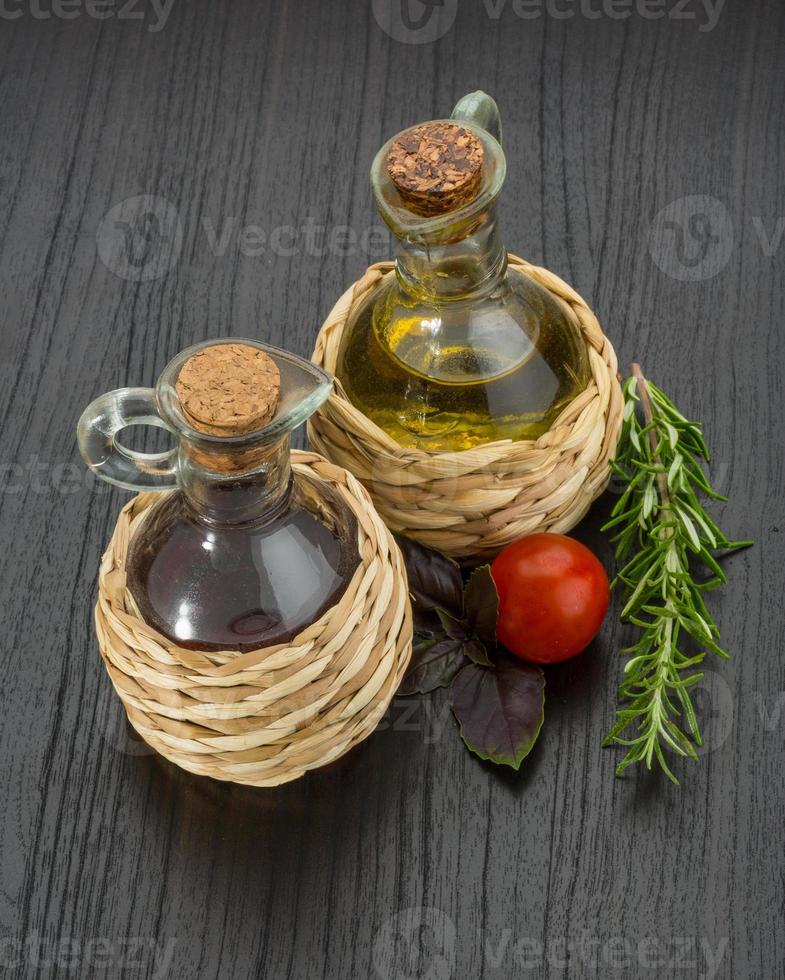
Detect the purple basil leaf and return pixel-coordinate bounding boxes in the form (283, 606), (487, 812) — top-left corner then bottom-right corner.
(449, 657), (545, 769)
(394, 534), (464, 617)
(412, 632), (438, 653)
(400, 637), (467, 695)
(463, 637), (493, 668)
(412, 606), (445, 639)
(464, 564), (499, 648)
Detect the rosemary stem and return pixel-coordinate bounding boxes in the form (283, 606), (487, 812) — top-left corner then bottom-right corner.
(631, 362), (671, 513)
(603, 363), (749, 783)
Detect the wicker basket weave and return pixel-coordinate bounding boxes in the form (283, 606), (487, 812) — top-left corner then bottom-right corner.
(94, 452), (413, 787)
(309, 255), (623, 562)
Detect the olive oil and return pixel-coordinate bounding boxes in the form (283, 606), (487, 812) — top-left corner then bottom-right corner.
(333, 95), (591, 452)
(337, 266), (590, 451)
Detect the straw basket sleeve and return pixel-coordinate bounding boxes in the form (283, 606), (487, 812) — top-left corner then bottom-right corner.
(309, 255), (624, 563)
(94, 452), (413, 787)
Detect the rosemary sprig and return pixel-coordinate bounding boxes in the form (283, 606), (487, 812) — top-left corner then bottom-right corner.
(602, 364), (752, 784)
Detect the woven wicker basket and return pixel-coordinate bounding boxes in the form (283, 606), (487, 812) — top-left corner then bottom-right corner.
(94, 452), (413, 787)
(309, 255), (624, 562)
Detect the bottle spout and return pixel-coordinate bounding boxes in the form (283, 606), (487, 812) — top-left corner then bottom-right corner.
(451, 91), (502, 145)
(269, 348), (334, 430)
(153, 340), (334, 446)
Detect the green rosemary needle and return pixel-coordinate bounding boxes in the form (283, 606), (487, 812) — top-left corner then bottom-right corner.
(602, 364), (752, 784)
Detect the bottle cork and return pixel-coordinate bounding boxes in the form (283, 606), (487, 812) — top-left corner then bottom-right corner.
(175, 343), (281, 474)
(386, 122), (484, 217)
(176, 343), (280, 437)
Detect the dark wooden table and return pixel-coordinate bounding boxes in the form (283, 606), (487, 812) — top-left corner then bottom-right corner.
(1, 2), (782, 978)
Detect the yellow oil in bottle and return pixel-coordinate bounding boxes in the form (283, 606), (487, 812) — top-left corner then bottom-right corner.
(336, 266), (590, 451)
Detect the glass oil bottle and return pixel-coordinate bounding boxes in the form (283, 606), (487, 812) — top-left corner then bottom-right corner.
(335, 92), (590, 451)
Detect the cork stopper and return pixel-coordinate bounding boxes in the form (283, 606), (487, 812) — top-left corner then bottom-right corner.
(386, 122), (484, 217)
(176, 343), (280, 437)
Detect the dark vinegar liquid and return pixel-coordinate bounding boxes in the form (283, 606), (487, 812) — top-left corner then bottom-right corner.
(126, 479), (358, 652)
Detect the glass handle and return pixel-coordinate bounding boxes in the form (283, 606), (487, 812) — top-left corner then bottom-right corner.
(77, 387), (179, 492)
(451, 90), (503, 145)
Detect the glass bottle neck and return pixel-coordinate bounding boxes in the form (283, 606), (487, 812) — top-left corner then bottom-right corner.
(177, 435), (292, 527)
(394, 205), (507, 300)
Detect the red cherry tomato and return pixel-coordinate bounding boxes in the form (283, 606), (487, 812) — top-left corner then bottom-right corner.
(490, 533), (609, 664)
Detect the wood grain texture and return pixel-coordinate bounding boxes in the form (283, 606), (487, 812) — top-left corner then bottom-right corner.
(0, 2), (782, 978)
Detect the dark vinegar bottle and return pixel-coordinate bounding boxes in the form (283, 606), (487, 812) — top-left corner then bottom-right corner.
(79, 340), (359, 652)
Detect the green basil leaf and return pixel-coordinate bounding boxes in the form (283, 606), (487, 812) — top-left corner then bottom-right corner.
(449, 657), (545, 769)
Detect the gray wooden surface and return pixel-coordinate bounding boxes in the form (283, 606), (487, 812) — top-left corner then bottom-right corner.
(1, 2), (782, 978)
